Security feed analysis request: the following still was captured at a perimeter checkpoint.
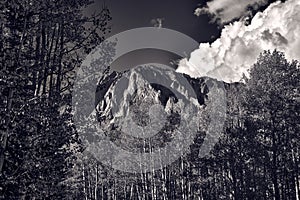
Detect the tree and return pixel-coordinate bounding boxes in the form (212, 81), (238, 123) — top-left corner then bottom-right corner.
(0, 0), (111, 198)
(243, 50), (300, 200)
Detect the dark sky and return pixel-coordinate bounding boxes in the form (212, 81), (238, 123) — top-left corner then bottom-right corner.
(84, 0), (280, 71)
(88, 0), (219, 43)
(84, 0), (221, 71)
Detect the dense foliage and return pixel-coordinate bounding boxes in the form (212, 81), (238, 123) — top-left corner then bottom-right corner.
(0, 0), (111, 199)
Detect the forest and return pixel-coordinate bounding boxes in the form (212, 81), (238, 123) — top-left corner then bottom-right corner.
(0, 0), (299, 199)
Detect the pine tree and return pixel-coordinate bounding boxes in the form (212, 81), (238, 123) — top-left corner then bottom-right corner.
(0, 0), (111, 198)
(243, 50), (300, 200)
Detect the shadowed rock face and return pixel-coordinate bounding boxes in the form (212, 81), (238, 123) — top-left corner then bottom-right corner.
(93, 65), (227, 156)
(95, 66), (211, 125)
(95, 67), (212, 113)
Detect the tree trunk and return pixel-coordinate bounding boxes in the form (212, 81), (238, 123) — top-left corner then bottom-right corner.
(0, 88), (14, 173)
(56, 18), (64, 93)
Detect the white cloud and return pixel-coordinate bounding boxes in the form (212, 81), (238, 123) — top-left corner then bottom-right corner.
(177, 0), (300, 82)
(150, 18), (164, 28)
(195, 0), (268, 24)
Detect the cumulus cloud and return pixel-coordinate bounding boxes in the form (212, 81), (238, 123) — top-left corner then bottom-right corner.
(195, 0), (268, 24)
(150, 18), (164, 28)
(177, 0), (300, 82)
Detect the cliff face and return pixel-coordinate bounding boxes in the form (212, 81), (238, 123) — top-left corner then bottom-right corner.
(84, 65), (227, 172)
(95, 65), (209, 125)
